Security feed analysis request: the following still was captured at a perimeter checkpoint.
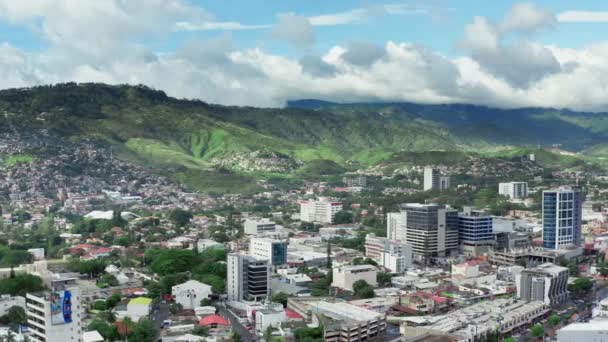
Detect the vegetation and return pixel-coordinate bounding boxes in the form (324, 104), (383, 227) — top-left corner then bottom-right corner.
(352, 280), (375, 299)
(569, 277), (594, 295)
(294, 326), (323, 342)
(0, 274), (45, 296)
(530, 324), (544, 339)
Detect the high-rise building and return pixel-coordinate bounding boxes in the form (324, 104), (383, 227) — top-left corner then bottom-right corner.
(458, 207), (494, 256)
(499, 182), (529, 200)
(244, 218), (276, 235)
(439, 176), (450, 191)
(26, 277), (82, 342)
(389, 203), (459, 261)
(249, 237), (287, 265)
(423, 167), (440, 191)
(227, 254), (271, 302)
(386, 211), (407, 242)
(299, 198), (343, 223)
(364, 234), (412, 272)
(516, 263), (568, 306)
(542, 187), (583, 249)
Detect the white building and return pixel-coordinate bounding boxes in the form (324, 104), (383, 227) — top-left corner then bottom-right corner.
(386, 212), (407, 242)
(516, 263), (569, 306)
(557, 322), (608, 342)
(255, 302), (287, 332)
(364, 234), (412, 273)
(249, 237), (287, 265)
(423, 167), (439, 191)
(26, 278), (82, 342)
(172, 280), (213, 310)
(196, 239), (224, 252)
(499, 182), (529, 200)
(299, 198), (343, 224)
(227, 254), (271, 302)
(126, 297), (152, 321)
(82, 331), (104, 342)
(27, 248), (45, 261)
(332, 265), (377, 292)
(244, 218), (276, 235)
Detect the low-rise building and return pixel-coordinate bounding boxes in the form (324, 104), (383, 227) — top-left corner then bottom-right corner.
(126, 297), (152, 321)
(332, 265), (377, 292)
(172, 280), (212, 310)
(516, 263), (568, 306)
(365, 234), (412, 273)
(244, 218), (276, 235)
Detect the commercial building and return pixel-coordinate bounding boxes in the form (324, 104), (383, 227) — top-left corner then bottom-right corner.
(542, 187), (583, 249)
(172, 280), (212, 310)
(393, 203), (459, 261)
(458, 207), (494, 256)
(557, 322), (608, 342)
(299, 198), (343, 224)
(26, 277), (82, 342)
(243, 218), (276, 236)
(364, 234), (412, 272)
(342, 176), (367, 187)
(499, 182), (529, 200)
(439, 176), (450, 191)
(332, 265), (377, 292)
(227, 254), (271, 302)
(516, 263), (569, 306)
(249, 237), (287, 266)
(287, 298), (387, 342)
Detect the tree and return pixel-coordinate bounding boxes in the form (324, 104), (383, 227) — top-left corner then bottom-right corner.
(549, 314), (561, 326)
(232, 332), (242, 342)
(333, 211), (353, 224)
(504, 338), (518, 342)
(128, 319), (157, 342)
(598, 263), (608, 277)
(88, 319), (119, 342)
(264, 326), (273, 342)
(272, 292), (290, 308)
(168, 209), (193, 228)
(352, 280), (370, 294)
(200, 298), (212, 307)
(569, 277), (594, 295)
(0, 274), (44, 296)
(294, 327), (323, 341)
(192, 326), (209, 336)
(106, 293), (122, 309)
(530, 324), (544, 339)
(352, 280), (375, 299)
(377, 272), (393, 286)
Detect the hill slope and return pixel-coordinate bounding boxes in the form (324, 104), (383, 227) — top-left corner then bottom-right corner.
(0, 83), (605, 191)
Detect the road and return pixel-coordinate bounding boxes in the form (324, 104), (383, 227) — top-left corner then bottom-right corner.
(151, 302), (170, 329)
(218, 305), (255, 342)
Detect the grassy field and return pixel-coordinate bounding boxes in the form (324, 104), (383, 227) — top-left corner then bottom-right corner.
(3, 154), (35, 168)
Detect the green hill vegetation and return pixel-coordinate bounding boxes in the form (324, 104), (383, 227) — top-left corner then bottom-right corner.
(1, 83), (606, 192)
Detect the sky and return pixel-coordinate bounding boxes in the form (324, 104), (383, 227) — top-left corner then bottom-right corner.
(1, 1), (608, 111)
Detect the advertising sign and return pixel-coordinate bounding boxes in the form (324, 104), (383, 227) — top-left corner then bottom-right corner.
(50, 290), (73, 325)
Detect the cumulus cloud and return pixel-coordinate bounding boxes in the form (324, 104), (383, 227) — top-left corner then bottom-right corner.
(2, 1), (608, 111)
(557, 11), (608, 23)
(501, 2), (556, 33)
(271, 13), (315, 47)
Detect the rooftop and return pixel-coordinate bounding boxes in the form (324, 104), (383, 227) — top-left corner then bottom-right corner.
(128, 297), (152, 306)
(311, 300), (382, 322)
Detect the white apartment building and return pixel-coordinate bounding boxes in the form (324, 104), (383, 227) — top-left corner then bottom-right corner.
(332, 265), (377, 292)
(386, 211), (407, 242)
(423, 167), (439, 191)
(364, 234), (412, 273)
(249, 237), (287, 265)
(499, 182), (529, 200)
(227, 254), (271, 302)
(244, 218), (276, 235)
(26, 278), (82, 342)
(299, 198), (343, 224)
(172, 280), (212, 310)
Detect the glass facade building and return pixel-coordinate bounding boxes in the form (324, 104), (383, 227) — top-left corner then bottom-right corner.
(542, 187), (582, 249)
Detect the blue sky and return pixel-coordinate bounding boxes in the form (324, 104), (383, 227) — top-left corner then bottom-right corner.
(1, 1), (608, 110)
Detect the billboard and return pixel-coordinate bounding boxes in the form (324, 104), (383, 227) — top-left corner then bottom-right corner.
(50, 290), (73, 325)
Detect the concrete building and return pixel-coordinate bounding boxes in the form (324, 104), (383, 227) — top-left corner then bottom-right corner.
(423, 167), (440, 191)
(399, 203), (459, 261)
(249, 237), (287, 266)
(439, 176), (450, 191)
(243, 218), (276, 236)
(364, 234), (412, 272)
(0, 295), (25, 317)
(499, 182), (529, 200)
(342, 176), (367, 187)
(386, 211), (407, 242)
(172, 280), (212, 310)
(299, 198), (343, 224)
(516, 263), (569, 306)
(557, 322), (608, 342)
(227, 254), (271, 302)
(26, 277), (82, 342)
(542, 187), (583, 249)
(332, 265), (377, 292)
(458, 207), (494, 256)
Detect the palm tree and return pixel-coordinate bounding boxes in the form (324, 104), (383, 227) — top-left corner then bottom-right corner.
(0, 329), (17, 342)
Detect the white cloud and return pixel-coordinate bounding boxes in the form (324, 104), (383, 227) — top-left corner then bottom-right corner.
(175, 21), (270, 31)
(271, 13), (315, 47)
(501, 2), (555, 33)
(557, 11), (608, 23)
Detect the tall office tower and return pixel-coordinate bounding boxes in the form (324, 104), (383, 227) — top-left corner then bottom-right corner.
(542, 186), (582, 249)
(458, 207), (494, 256)
(26, 277), (82, 342)
(299, 198), (343, 223)
(516, 263), (569, 305)
(423, 167), (440, 191)
(402, 203), (459, 261)
(439, 176), (450, 191)
(227, 254), (271, 302)
(386, 211), (407, 242)
(499, 182), (529, 200)
(249, 237), (288, 265)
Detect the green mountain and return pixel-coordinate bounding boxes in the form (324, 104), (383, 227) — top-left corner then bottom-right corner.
(0, 83), (605, 192)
